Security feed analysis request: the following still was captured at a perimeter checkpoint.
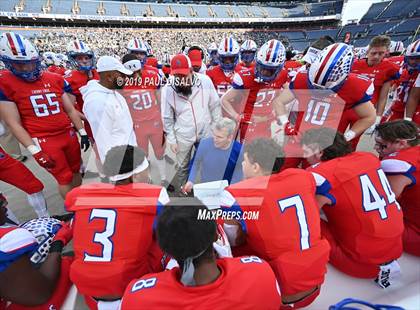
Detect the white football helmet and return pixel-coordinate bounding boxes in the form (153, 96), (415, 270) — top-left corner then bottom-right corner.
(127, 38), (148, 66)
(207, 42), (219, 66)
(308, 43), (354, 90)
(43, 51), (55, 66)
(404, 39), (420, 71)
(0, 32), (42, 82)
(20, 217), (62, 264)
(66, 39), (95, 71)
(389, 41), (404, 55)
(255, 39), (286, 82)
(240, 39), (258, 64)
(54, 53), (68, 67)
(218, 37), (240, 72)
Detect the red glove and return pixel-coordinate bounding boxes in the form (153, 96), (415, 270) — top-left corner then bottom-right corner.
(284, 122), (298, 136)
(33, 151), (56, 169)
(53, 221), (73, 246)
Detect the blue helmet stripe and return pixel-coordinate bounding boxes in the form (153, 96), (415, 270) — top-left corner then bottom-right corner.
(271, 41), (279, 63)
(15, 34), (27, 56)
(321, 44), (348, 86)
(229, 37), (233, 53)
(79, 40), (85, 49)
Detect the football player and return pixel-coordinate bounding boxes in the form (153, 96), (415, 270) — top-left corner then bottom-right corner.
(65, 39), (99, 140)
(42, 51), (55, 72)
(405, 73), (420, 124)
(385, 40), (419, 122)
(65, 145), (170, 309)
(127, 38), (149, 68)
(375, 120), (419, 256)
(0, 193), (73, 310)
(0, 32), (90, 199)
(276, 43), (376, 168)
(120, 198), (281, 310)
(350, 35), (400, 135)
(206, 37), (242, 98)
(220, 138), (330, 309)
(206, 42), (219, 68)
(222, 39), (288, 142)
(301, 128), (403, 287)
(239, 39), (257, 68)
(121, 54), (172, 190)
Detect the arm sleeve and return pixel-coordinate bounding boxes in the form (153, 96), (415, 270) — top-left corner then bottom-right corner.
(381, 159), (416, 186)
(63, 79), (73, 94)
(0, 88), (11, 101)
(311, 172), (336, 205)
(160, 86), (177, 145)
(0, 228), (37, 272)
(352, 81), (374, 107)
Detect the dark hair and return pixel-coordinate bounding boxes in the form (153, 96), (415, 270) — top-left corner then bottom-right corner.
(286, 50), (295, 61)
(311, 36), (335, 51)
(121, 53), (138, 64)
(375, 120), (419, 146)
(157, 198), (216, 264)
(301, 128), (352, 161)
(103, 145), (146, 177)
(244, 138), (284, 174)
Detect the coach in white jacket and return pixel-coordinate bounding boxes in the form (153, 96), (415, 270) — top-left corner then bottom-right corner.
(81, 56), (137, 163)
(161, 54), (222, 189)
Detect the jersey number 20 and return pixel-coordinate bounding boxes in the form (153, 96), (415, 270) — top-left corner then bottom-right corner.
(84, 209), (116, 262)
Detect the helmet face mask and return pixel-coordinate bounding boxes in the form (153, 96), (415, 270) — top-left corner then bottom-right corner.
(219, 54), (238, 72)
(404, 40), (420, 71)
(3, 57), (42, 82)
(255, 61), (283, 82)
(240, 50), (256, 64)
(66, 39), (95, 71)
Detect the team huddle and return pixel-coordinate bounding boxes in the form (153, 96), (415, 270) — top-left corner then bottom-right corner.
(0, 29), (418, 310)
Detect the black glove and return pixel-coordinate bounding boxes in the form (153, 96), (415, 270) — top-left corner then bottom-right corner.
(80, 135), (90, 152)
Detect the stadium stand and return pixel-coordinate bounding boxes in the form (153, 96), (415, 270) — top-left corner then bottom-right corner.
(359, 1), (390, 23)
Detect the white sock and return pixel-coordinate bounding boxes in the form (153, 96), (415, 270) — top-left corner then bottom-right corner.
(27, 191), (49, 218)
(156, 158), (167, 181)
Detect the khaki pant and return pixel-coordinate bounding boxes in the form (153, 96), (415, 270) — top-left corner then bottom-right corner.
(173, 140), (198, 189)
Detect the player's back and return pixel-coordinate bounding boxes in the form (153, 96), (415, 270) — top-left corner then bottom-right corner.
(0, 70), (72, 137)
(120, 257), (281, 310)
(225, 169), (326, 256)
(65, 182), (168, 297)
(310, 152), (404, 264)
(383, 146), (420, 230)
(123, 68), (161, 122)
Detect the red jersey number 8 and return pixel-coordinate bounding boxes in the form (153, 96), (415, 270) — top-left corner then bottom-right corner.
(30, 93), (60, 117)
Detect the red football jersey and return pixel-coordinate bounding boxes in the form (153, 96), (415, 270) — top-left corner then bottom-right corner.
(221, 169), (330, 295)
(0, 70), (72, 137)
(206, 64), (243, 97)
(64, 69), (99, 113)
(351, 59), (400, 105)
(308, 152), (404, 264)
(390, 70), (419, 114)
(122, 69), (161, 123)
(382, 146), (420, 232)
(387, 55), (405, 67)
(120, 257), (281, 310)
(65, 183), (169, 297)
(47, 65), (66, 76)
(232, 67), (288, 120)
